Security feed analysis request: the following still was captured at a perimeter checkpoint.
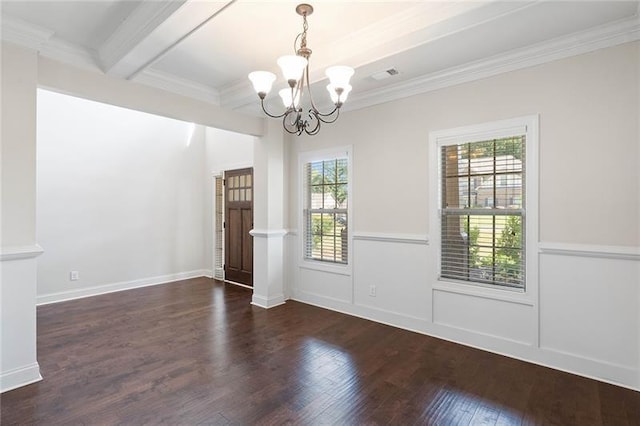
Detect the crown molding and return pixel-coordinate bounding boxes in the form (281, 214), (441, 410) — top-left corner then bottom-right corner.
(1, 14), (101, 72)
(342, 14), (640, 113)
(1, 14), (54, 50)
(133, 68), (220, 105)
(220, 1), (532, 111)
(98, 0), (187, 73)
(39, 37), (101, 72)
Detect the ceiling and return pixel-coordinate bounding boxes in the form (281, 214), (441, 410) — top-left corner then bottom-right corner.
(1, 1), (639, 116)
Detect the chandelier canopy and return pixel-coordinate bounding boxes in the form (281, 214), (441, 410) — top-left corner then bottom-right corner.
(248, 3), (354, 136)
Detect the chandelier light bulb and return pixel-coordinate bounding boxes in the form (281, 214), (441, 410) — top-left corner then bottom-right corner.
(325, 66), (354, 89)
(248, 71), (276, 97)
(279, 88), (301, 108)
(277, 55), (308, 86)
(327, 84), (352, 105)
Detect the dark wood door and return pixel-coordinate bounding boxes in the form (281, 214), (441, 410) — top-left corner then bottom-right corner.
(224, 168), (253, 286)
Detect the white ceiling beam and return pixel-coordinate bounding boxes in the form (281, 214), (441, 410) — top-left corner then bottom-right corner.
(99, 0), (235, 81)
(125, 0), (236, 81)
(98, 0), (187, 76)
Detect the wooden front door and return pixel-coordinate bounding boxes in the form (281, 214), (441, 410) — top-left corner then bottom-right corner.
(224, 168), (253, 286)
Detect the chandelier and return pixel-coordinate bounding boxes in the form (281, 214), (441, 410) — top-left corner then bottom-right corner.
(248, 3), (354, 136)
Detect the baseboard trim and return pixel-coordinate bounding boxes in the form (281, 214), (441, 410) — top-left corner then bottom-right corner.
(1, 362), (42, 393)
(251, 294), (286, 309)
(224, 280), (253, 290)
(290, 292), (639, 392)
(37, 270), (210, 305)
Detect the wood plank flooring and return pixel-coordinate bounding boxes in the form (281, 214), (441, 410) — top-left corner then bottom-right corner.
(1, 277), (639, 425)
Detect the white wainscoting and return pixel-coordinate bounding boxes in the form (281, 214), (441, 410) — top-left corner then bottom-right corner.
(287, 233), (640, 391)
(352, 233), (430, 321)
(538, 248), (639, 387)
(432, 290), (536, 346)
(1, 245), (43, 393)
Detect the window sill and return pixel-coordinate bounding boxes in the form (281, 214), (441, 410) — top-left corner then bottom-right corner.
(299, 260), (352, 276)
(433, 279), (534, 306)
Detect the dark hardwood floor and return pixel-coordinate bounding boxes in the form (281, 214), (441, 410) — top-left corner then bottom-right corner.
(1, 278), (638, 425)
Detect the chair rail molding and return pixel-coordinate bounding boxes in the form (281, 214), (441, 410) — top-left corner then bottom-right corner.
(538, 242), (640, 261)
(353, 232), (429, 245)
(0, 244), (44, 261)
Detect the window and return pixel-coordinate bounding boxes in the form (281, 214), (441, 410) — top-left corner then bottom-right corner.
(214, 176), (224, 280)
(303, 156), (349, 264)
(431, 116), (538, 292)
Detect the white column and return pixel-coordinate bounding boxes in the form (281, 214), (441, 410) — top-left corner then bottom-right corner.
(250, 119), (287, 308)
(1, 42), (42, 392)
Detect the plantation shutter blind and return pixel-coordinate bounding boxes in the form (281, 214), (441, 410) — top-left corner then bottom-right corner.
(304, 158), (348, 264)
(214, 177), (224, 280)
(440, 136), (526, 289)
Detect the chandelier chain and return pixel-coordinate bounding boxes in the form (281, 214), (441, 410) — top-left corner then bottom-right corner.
(301, 13), (308, 50)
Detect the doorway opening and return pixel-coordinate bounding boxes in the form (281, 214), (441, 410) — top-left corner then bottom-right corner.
(223, 167), (254, 287)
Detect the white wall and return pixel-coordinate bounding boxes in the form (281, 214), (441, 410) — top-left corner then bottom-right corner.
(36, 90), (208, 303)
(1, 42), (42, 392)
(285, 42), (640, 390)
(38, 56), (263, 137)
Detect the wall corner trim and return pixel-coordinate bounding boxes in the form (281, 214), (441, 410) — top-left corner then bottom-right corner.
(0, 244), (44, 261)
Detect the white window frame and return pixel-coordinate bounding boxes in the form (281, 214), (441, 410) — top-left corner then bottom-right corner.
(298, 146), (353, 276)
(429, 115), (538, 305)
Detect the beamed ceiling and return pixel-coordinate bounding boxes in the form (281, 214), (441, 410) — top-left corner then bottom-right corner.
(1, 1), (639, 116)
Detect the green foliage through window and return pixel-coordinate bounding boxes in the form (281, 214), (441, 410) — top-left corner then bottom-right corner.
(305, 158), (348, 264)
(441, 135), (525, 289)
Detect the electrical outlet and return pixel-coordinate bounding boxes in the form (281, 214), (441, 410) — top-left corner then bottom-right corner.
(369, 285), (376, 297)
(70, 271), (79, 281)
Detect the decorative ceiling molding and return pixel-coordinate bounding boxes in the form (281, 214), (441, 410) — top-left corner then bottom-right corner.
(1, 14), (100, 71)
(98, 0), (187, 75)
(342, 14), (640, 113)
(2, 3), (638, 116)
(39, 38), (100, 72)
(1, 14), (54, 50)
(133, 68), (220, 105)
(220, 1), (536, 111)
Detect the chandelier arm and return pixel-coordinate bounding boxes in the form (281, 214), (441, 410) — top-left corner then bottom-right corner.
(304, 110), (321, 135)
(315, 106), (340, 120)
(303, 64), (341, 121)
(292, 75), (304, 108)
(303, 64), (322, 115)
(260, 98), (288, 119)
(282, 109), (302, 134)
